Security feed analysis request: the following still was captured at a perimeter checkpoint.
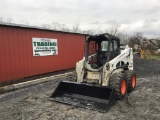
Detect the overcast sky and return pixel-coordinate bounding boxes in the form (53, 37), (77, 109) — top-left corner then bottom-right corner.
(0, 0), (160, 38)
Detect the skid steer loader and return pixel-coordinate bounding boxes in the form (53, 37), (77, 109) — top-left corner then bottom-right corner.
(51, 33), (136, 112)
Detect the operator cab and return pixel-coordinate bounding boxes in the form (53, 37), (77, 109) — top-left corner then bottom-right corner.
(85, 34), (120, 69)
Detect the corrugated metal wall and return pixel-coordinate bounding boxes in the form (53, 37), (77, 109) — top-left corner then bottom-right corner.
(0, 25), (85, 82)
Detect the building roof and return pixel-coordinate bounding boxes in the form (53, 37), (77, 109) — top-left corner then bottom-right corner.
(0, 22), (87, 36)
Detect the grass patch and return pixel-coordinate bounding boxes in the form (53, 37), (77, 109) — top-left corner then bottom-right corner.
(149, 54), (160, 60)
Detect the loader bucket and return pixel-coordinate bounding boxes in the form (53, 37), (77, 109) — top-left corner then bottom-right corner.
(50, 81), (116, 112)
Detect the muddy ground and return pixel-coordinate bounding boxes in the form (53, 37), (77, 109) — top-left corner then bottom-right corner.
(0, 57), (160, 120)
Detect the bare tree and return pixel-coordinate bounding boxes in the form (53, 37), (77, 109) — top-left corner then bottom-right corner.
(52, 22), (61, 30)
(134, 32), (144, 48)
(82, 29), (95, 35)
(128, 36), (136, 49)
(72, 23), (81, 33)
(116, 32), (129, 45)
(127, 32), (154, 53)
(6, 17), (13, 23)
(41, 24), (52, 29)
(156, 40), (160, 48)
(156, 36), (160, 41)
(60, 24), (70, 32)
(105, 23), (120, 35)
(41, 23), (71, 32)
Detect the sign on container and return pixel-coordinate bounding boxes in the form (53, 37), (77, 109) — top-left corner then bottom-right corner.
(32, 38), (58, 56)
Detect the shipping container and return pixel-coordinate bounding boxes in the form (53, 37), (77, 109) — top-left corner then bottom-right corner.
(0, 23), (86, 82)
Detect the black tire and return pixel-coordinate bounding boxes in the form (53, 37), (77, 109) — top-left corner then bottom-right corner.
(109, 73), (127, 99)
(67, 71), (77, 82)
(125, 70), (136, 92)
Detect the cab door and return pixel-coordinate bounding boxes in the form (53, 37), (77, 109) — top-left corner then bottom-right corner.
(110, 39), (120, 59)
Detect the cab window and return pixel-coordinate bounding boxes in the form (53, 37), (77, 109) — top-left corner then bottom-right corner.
(113, 40), (118, 51)
(101, 41), (108, 51)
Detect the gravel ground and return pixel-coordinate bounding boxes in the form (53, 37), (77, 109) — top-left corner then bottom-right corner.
(134, 56), (160, 77)
(0, 56), (160, 120)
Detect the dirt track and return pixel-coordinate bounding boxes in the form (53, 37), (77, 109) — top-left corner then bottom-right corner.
(0, 56), (160, 120)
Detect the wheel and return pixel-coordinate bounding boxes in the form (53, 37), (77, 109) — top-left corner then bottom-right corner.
(67, 71), (77, 82)
(125, 70), (136, 92)
(109, 73), (127, 99)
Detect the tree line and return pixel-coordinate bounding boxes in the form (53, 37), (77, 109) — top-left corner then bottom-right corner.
(0, 17), (160, 49)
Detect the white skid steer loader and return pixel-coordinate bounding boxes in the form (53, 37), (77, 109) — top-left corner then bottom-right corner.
(51, 33), (136, 112)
